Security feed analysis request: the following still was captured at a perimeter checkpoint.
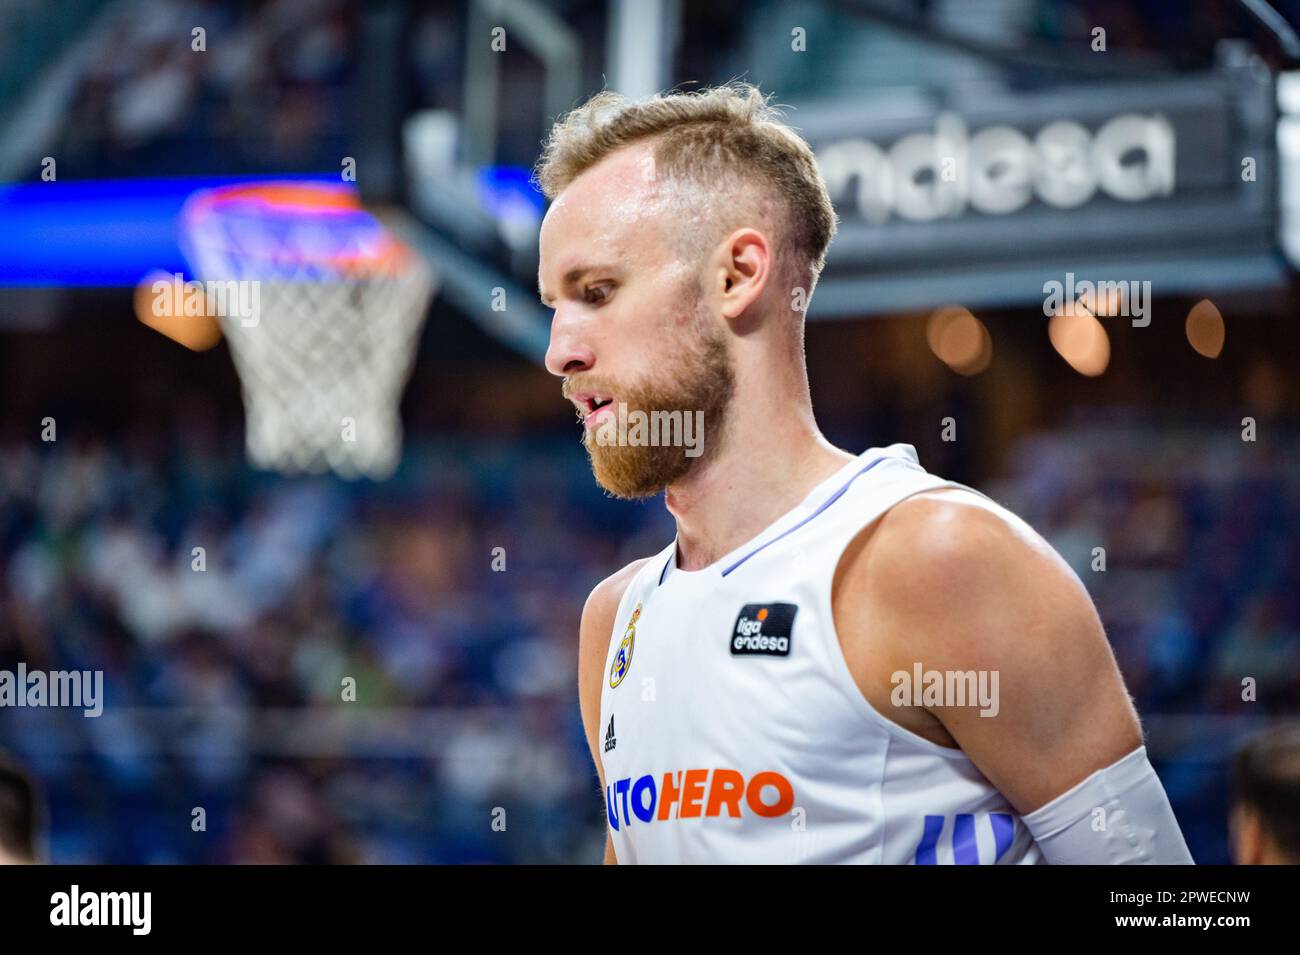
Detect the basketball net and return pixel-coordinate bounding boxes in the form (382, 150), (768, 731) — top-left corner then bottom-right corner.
(179, 182), (436, 480)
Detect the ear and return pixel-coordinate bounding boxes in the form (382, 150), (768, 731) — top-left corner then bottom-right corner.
(716, 228), (772, 325)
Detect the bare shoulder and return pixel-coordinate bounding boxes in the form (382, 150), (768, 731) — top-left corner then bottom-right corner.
(835, 487), (1141, 809)
(577, 557), (652, 742)
(879, 489), (1056, 569)
(830, 488), (1065, 745)
(838, 487), (1090, 644)
(578, 558), (650, 867)
(579, 558), (651, 670)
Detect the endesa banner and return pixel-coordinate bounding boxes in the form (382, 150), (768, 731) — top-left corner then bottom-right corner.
(793, 46), (1286, 317)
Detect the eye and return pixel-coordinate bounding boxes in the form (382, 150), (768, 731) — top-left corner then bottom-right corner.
(583, 283), (613, 305)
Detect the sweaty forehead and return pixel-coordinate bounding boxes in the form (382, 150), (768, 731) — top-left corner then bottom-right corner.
(539, 143), (677, 273)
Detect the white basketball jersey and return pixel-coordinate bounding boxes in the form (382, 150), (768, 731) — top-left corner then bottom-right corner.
(598, 444), (1045, 864)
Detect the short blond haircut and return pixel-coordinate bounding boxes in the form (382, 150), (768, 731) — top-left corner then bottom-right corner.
(535, 83), (838, 292)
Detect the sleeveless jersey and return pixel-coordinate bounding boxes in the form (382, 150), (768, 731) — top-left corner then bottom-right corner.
(597, 444), (1045, 864)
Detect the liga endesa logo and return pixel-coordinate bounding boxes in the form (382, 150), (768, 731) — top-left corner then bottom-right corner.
(606, 768), (794, 830)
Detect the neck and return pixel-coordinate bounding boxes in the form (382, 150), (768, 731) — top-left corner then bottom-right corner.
(664, 371), (853, 571)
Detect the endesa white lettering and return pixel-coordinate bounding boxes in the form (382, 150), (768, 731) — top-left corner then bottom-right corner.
(733, 632), (789, 653)
(818, 111), (1175, 224)
(732, 613), (791, 656)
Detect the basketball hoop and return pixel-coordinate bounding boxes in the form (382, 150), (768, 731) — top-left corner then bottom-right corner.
(179, 181), (436, 480)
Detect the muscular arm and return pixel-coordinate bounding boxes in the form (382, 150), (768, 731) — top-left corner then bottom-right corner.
(577, 559), (647, 865)
(836, 489), (1144, 815)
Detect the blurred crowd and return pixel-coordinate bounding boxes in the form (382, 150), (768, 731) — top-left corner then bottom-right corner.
(0, 430), (668, 862)
(53, 0), (357, 180)
(0, 418), (1295, 862)
(989, 416), (1300, 859)
(991, 419), (1300, 716)
(38, 0), (1300, 183)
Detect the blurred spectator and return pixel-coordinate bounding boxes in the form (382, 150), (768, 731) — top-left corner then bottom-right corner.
(0, 752), (43, 864)
(1231, 724), (1300, 864)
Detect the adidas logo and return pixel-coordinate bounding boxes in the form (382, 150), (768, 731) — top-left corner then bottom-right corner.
(603, 715), (617, 753)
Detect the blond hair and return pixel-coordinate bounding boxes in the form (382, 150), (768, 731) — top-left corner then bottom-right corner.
(535, 83), (837, 291)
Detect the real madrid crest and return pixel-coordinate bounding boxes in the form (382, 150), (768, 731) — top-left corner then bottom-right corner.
(609, 602), (641, 689)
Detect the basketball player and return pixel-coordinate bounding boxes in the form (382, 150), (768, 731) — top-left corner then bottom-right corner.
(1231, 724), (1300, 864)
(0, 752), (41, 865)
(535, 83), (1193, 864)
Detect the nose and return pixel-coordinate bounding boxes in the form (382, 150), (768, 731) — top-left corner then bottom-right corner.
(544, 308), (596, 377)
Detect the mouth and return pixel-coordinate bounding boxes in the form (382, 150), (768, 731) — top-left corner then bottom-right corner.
(570, 392), (616, 428)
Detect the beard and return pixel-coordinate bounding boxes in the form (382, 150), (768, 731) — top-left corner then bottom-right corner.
(566, 318), (734, 500)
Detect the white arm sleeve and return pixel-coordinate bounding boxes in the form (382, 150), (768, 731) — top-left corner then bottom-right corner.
(1021, 746), (1194, 864)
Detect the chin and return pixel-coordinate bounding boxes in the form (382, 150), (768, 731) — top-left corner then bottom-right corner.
(588, 444), (698, 499)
